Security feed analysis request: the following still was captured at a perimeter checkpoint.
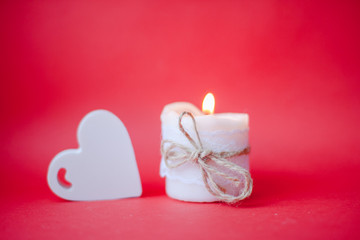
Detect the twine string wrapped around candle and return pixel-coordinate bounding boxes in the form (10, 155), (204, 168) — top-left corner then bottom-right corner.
(161, 111), (253, 203)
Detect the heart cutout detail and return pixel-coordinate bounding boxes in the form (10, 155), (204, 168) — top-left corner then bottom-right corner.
(47, 110), (142, 201)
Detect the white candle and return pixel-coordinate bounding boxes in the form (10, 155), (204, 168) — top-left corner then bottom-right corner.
(160, 95), (252, 203)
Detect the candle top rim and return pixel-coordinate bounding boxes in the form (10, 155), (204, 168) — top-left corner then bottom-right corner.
(161, 102), (249, 117)
(161, 102), (249, 131)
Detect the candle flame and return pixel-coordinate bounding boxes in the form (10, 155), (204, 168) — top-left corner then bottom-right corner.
(202, 93), (215, 114)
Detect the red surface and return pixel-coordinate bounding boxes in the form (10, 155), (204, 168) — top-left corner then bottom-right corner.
(1, 0), (360, 239)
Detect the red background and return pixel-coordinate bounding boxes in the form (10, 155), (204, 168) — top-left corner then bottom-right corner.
(1, 0), (360, 239)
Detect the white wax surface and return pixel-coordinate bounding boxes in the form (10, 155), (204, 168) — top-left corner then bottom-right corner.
(160, 102), (250, 202)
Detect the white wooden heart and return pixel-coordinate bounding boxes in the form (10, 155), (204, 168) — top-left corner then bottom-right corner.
(47, 110), (142, 201)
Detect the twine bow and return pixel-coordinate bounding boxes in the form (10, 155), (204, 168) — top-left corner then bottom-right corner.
(161, 111), (253, 203)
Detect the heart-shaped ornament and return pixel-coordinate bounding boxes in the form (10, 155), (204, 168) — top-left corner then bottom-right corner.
(47, 110), (142, 201)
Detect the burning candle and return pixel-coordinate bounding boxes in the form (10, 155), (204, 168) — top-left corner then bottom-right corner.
(160, 93), (252, 203)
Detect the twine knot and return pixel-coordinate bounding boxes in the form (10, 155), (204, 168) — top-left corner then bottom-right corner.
(161, 111), (253, 203)
(191, 149), (212, 163)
